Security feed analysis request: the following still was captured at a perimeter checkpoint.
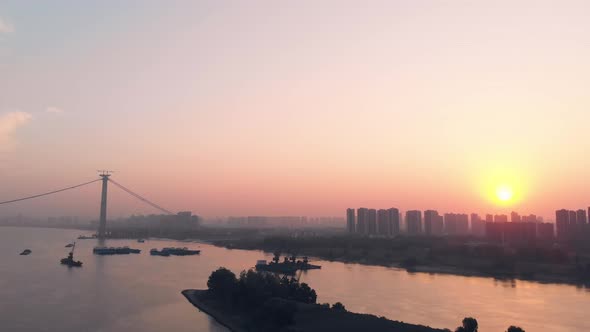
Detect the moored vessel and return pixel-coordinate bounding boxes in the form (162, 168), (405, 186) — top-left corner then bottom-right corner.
(61, 243), (82, 267)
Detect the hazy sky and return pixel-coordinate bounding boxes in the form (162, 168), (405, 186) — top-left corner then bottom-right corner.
(1, 1), (590, 220)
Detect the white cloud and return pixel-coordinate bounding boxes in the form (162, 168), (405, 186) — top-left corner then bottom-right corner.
(0, 18), (14, 34)
(46, 106), (64, 114)
(0, 111), (32, 151)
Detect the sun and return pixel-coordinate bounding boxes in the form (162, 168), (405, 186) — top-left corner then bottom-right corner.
(496, 185), (514, 202)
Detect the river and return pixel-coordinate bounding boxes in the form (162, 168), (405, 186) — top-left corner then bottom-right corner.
(0, 227), (588, 331)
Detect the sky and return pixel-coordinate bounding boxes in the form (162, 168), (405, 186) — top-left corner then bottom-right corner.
(1, 1), (590, 220)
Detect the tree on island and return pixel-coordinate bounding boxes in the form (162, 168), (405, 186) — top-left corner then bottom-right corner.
(207, 267), (237, 304)
(506, 326), (525, 332)
(332, 302), (346, 311)
(455, 317), (478, 332)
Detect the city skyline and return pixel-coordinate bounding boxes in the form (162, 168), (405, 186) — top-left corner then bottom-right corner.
(2, 1), (590, 219)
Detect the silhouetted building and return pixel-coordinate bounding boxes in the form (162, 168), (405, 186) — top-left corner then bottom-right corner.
(388, 208), (400, 236)
(536, 222), (554, 241)
(511, 211), (521, 223)
(568, 210), (577, 226)
(424, 210), (442, 236)
(577, 209), (587, 225)
(556, 209), (569, 240)
(406, 210), (422, 235)
(485, 222), (503, 242)
(521, 214), (537, 223)
(494, 214), (508, 223)
(471, 213), (485, 237)
(346, 208), (355, 233)
(504, 222), (536, 245)
(485, 214), (494, 223)
(367, 209), (377, 235)
(444, 213), (468, 235)
(485, 221), (536, 245)
(356, 208), (368, 235)
(444, 213), (456, 234)
(377, 209), (390, 236)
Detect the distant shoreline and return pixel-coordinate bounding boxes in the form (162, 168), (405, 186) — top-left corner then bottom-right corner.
(213, 239), (590, 288)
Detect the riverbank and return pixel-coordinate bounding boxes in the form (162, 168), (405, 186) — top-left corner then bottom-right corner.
(182, 289), (449, 332)
(181, 290), (247, 332)
(213, 236), (590, 287)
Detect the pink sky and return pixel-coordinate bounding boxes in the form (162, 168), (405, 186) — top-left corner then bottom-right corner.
(1, 1), (590, 220)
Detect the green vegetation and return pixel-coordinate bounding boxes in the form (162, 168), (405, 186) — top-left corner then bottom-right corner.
(185, 268), (450, 332)
(452, 318), (525, 332)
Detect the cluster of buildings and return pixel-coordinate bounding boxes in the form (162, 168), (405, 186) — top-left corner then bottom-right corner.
(223, 216), (344, 228)
(555, 208), (590, 240)
(346, 208), (557, 243)
(346, 208), (401, 237)
(105, 211), (200, 231)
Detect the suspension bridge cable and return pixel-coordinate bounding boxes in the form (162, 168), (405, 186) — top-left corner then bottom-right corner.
(107, 178), (174, 215)
(0, 179), (102, 205)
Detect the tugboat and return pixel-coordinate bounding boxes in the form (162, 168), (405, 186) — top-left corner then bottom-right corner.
(60, 243), (82, 267)
(20, 249), (32, 255)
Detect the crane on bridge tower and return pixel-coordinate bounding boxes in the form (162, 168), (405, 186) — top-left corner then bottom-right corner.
(97, 170), (113, 239)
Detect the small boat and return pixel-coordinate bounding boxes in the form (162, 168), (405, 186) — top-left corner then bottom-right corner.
(61, 243), (82, 267)
(137, 239), (145, 243)
(77, 235), (96, 240)
(150, 248), (170, 256)
(20, 249), (32, 255)
(65, 243), (74, 248)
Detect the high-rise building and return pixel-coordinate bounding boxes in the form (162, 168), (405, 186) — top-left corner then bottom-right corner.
(568, 210), (577, 226)
(445, 213), (469, 235)
(377, 209), (390, 236)
(444, 213), (456, 234)
(356, 208), (368, 235)
(521, 214), (537, 223)
(511, 211), (521, 223)
(433, 215), (444, 235)
(424, 210), (440, 236)
(388, 208), (400, 236)
(346, 208), (355, 233)
(485, 214), (494, 223)
(457, 214), (469, 234)
(471, 213), (486, 236)
(406, 210), (422, 235)
(367, 209), (377, 235)
(537, 222), (554, 241)
(576, 209), (587, 224)
(556, 209), (569, 240)
(494, 214), (508, 223)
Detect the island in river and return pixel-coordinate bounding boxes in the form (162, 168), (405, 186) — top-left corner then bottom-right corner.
(183, 267), (527, 332)
(182, 267), (450, 332)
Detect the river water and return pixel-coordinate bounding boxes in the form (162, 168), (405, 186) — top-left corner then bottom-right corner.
(1, 227), (588, 332)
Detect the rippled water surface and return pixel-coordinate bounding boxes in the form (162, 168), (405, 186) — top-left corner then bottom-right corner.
(1, 227), (589, 331)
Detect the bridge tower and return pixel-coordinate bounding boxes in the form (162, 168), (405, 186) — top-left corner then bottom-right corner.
(97, 170), (113, 239)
